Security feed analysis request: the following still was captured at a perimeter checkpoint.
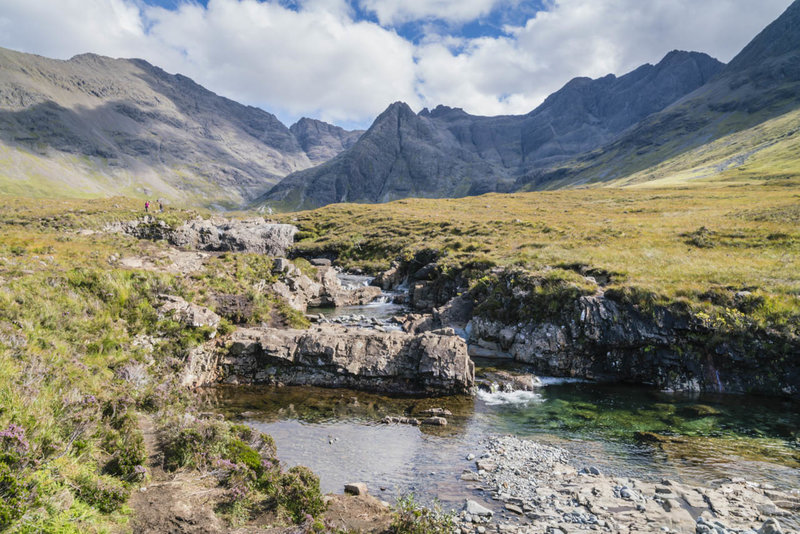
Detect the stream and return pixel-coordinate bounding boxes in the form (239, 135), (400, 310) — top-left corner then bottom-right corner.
(205, 274), (800, 508)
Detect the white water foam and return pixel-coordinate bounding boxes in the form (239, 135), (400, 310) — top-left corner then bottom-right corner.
(477, 389), (544, 406)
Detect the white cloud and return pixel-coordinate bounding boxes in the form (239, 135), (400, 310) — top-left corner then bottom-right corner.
(358, 0), (503, 25)
(143, 0), (419, 123)
(0, 0), (794, 126)
(414, 0), (794, 116)
(0, 0), (150, 59)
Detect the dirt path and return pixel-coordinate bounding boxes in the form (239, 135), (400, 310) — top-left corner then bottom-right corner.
(127, 414), (227, 534)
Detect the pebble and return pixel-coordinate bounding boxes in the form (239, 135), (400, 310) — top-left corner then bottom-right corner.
(451, 435), (797, 534)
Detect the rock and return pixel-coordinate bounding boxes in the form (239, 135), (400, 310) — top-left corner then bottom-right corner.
(183, 324), (475, 395)
(476, 459), (497, 472)
(310, 258), (332, 267)
(589, 466), (601, 475)
(273, 258), (292, 273)
(344, 482), (368, 496)
(420, 407), (453, 416)
(421, 416), (447, 426)
(461, 471), (480, 482)
(156, 294), (220, 328)
(466, 453), (476, 461)
(758, 519), (783, 534)
(504, 503), (523, 514)
(112, 217), (297, 256)
(464, 500), (493, 517)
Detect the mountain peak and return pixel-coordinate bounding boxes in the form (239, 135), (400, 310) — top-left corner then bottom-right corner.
(724, 0), (800, 73)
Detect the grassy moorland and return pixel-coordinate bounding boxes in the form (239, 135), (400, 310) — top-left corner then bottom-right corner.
(0, 178), (798, 531)
(0, 198), (322, 532)
(286, 181), (800, 334)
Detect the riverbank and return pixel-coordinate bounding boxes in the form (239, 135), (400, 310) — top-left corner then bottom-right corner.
(455, 435), (799, 534)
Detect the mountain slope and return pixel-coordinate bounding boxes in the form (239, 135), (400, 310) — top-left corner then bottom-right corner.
(0, 48), (356, 206)
(522, 0), (800, 189)
(262, 51), (722, 210)
(289, 118), (364, 165)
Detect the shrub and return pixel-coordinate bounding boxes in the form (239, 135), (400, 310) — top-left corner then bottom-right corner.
(276, 466), (326, 524)
(0, 462), (30, 528)
(162, 426), (207, 471)
(390, 494), (454, 534)
(75, 473), (129, 513)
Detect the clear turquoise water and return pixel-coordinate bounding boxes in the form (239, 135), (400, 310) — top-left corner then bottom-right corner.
(204, 381), (800, 507)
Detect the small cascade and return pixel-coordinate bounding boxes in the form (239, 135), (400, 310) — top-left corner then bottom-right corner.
(308, 271), (410, 331)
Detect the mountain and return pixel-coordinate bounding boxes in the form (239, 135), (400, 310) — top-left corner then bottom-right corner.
(289, 118), (364, 165)
(517, 0), (800, 189)
(0, 47), (357, 207)
(262, 51), (723, 210)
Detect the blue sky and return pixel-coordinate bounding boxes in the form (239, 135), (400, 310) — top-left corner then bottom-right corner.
(0, 0), (794, 128)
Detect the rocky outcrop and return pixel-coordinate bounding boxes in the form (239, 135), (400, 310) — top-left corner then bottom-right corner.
(169, 218), (296, 255)
(108, 217), (297, 256)
(181, 325), (474, 395)
(156, 294), (220, 329)
(377, 258), (800, 398)
(269, 259), (382, 312)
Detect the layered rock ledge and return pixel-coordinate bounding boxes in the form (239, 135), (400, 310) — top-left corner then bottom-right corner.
(108, 216), (297, 256)
(183, 325), (475, 395)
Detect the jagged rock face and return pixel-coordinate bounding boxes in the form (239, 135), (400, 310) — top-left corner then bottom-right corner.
(289, 117), (364, 165)
(262, 51), (723, 209)
(0, 48), (358, 205)
(182, 325), (475, 395)
(108, 217), (297, 256)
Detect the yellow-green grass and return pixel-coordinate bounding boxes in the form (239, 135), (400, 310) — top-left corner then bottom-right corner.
(284, 183), (799, 331)
(0, 198), (305, 531)
(610, 107), (800, 188)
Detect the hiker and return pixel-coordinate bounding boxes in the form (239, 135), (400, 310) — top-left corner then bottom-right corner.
(145, 200), (150, 213)
(158, 200), (164, 212)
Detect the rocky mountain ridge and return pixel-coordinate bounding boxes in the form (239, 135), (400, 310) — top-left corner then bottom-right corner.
(262, 50), (724, 209)
(524, 0), (800, 189)
(0, 47), (361, 206)
(263, 0), (800, 209)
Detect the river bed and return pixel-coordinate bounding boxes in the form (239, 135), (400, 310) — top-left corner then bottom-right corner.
(206, 273), (799, 510)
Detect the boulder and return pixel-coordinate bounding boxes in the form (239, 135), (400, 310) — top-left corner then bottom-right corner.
(157, 294), (220, 328)
(421, 417), (447, 426)
(344, 483), (368, 496)
(464, 500), (493, 517)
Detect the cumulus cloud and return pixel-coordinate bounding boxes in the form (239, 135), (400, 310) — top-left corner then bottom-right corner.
(144, 0), (418, 123)
(358, 0), (504, 25)
(0, 0), (794, 125)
